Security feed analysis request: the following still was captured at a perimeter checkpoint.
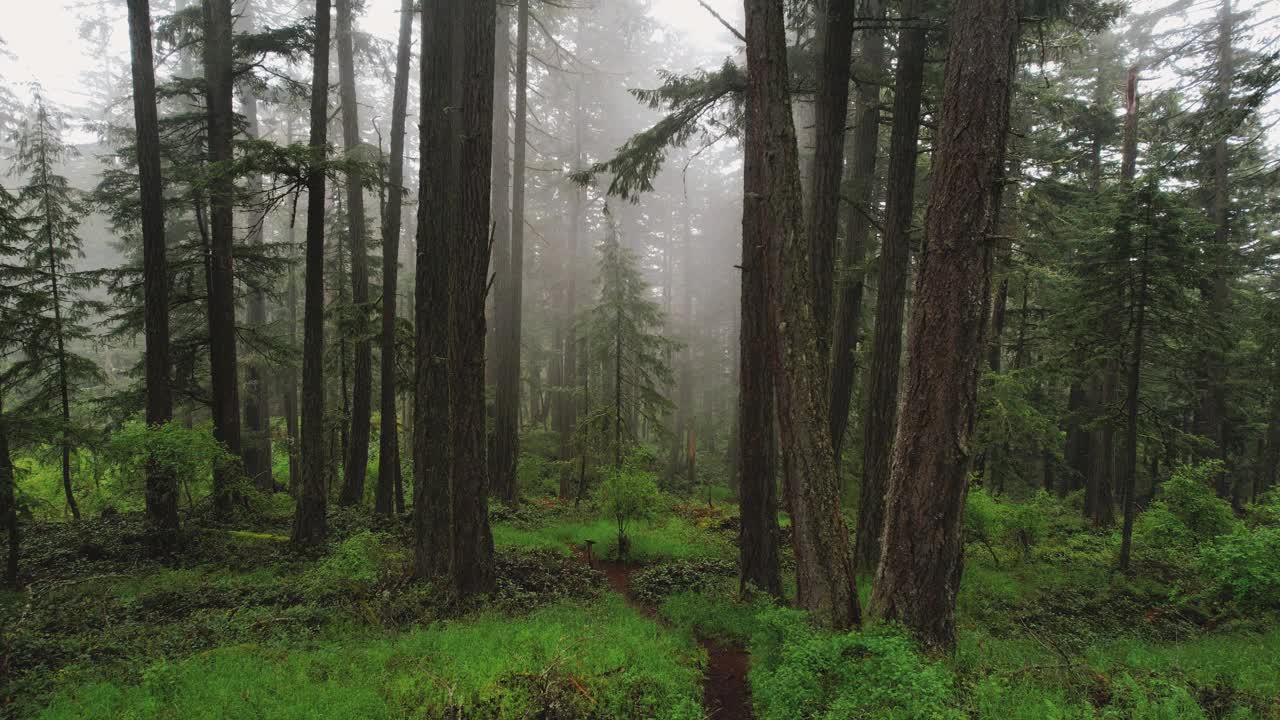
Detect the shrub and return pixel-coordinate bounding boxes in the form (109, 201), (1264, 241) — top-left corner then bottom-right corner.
(600, 464), (658, 559)
(1134, 461), (1239, 565)
(1195, 527), (1280, 611)
(300, 531), (390, 595)
(104, 421), (234, 510)
(750, 606), (960, 720)
(631, 559), (736, 604)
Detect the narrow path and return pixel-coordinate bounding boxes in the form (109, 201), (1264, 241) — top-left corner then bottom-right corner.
(583, 551), (754, 720)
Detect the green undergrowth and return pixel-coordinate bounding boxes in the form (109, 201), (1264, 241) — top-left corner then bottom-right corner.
(35, 595), (705, 720)
(492, 514), (734, 563)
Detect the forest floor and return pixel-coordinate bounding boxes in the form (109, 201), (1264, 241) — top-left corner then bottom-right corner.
(2, 492), (1278, 719)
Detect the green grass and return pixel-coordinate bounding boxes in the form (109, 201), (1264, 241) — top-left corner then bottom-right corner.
(659, 588), (762, 644)
(37, 595), (705, 720)
(492, 515), (733, 563)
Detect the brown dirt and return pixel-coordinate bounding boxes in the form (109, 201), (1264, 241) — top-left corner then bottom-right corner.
(578, 548), (755, 719)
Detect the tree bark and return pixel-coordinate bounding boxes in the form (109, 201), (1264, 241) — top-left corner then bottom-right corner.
(337, 0), (373, 507)
(126, 0), (178, 531)
(1, 397), (18, 586)
(829, 0), (884, 461)
(376, 0), (415, 516)
(495, 0), (529, 505)
(203, 0), (242, 516)
(806, 0), (856, 368)
(1117, 66), (1141, 571)
(449, 0), (498, 598)
(855, 0), (926, 574)
(869, 0), (1019, 652)
(240, 2), (272, 492)
(558, 49), (584, 499)
(414, 0), (458, 578)
(745, 0), (859, 630)
(293, 0), (331, 547)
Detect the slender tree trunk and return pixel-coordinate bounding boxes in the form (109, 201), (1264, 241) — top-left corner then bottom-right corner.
(337, 0), (373, 507)
(414, 0), (457, 578)
(495, 0), (529, 504)
(855, 0), (926, 574)
(1117, 66), (1142, 571)
(376, 0), (414, 516)
(745, 0), (859, 630)
(1, 396), (18, 586)
(1199, 0), (1234, 497)
(449, 0), (498, 598)
(126, 0), (177, 530)
(293, 0), (331, 546)
(869, 0), (1020, 652)
(806, 0), (855, 368)
(829, 0), (884, 460)
(203, 0), (242, 515)
(240, 4), (272, 491)
(558, 58), (584, 499)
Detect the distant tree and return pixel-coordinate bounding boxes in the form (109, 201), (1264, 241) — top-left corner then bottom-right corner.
(294, 0), (332, 547)
(125, 0), (179, 532)
(336, 0), (373, 508)
(376, 0), (415, 517)
(870, 0), (1021, 652)
(9, 95), (104, 522)
(583, 210), (678, 468)
(0, 183), (32, 584)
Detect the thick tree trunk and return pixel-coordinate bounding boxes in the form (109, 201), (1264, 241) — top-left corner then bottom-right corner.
(855, 0), (926, 574)
(745, 0), (859, 630)
(806, 0), (855, 368)
(829, 0), (884, 460)
(869, 0), (1019, 652)
(204, 0), (242, 516)
(449, 0), (498, 598)
(126, 0), (178, 531)
(293, 0), (331, 547)
(490, 2), (512, 502)
(1062, 379), (1090, 494)
(337, 0), (373, 507)
(495, 0), (529, 505)
(376, 0), (414, 516)
(414, 0), (457, 578)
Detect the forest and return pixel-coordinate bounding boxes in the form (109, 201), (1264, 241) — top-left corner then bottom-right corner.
(0, 0), (1278, 717)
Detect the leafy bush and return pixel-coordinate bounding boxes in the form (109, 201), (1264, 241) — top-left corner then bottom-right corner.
(631, 558), (736, 604)
(104, 421), (234, 510)
(750, 606), (960, 720)
(599, 464), (658, 559)
(300, 531), (391, 595)
(1245, 488), (1280, 529)
(1195, 527), (1280, 611)
(1134, 461), (1239, 565)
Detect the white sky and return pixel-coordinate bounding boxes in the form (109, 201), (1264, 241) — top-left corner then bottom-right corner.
(0, 0), (1273, 144)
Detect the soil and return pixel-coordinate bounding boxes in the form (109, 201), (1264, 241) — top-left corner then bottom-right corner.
(580, 550), (754, 720)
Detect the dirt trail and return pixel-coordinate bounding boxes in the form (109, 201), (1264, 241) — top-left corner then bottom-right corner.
(584, 552), (754, 720)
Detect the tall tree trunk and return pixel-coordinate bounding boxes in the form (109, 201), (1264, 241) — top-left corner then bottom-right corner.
(558, 55), (584, 499)
(869, 0), (1019, 652)
(1198, 0), (1234, 497)
(376, 0), (414, 516)
(337, 0), (373, 507)
(449, 0), (498, 598)
(203, 0), (242, 516)
(829, 0), (884, 460)
(855, 0), (926, 574)
(240, 3), (272, 491)
(745, 0), (859, 630)
(126, 0), (177, 531)
(293, 0), (331, 546)
(414, 0), (457, 578)
(495, 0), (529, 504)
(284, 225), (301, 497)
(806, 0), (856, 368)
(490, 2), (512, 502)
(1117, 66), (1142, 571)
